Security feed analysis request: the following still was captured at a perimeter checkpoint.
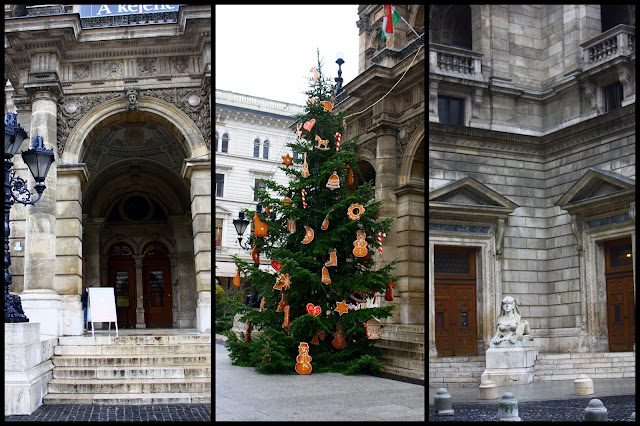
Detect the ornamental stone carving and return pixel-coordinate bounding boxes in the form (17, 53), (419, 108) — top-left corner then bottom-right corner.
(171, 57), (189, 74)
(126, 87), (139, 110)
(490, 296), (532, 346)
(73, 63), (90, 80)
(138, 59), (157, 77)
(104, 61), (123, 78)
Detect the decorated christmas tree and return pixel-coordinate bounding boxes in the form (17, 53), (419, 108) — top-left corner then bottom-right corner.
(226, 54), (397, 375)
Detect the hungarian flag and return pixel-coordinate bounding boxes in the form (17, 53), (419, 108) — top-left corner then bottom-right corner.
(382, 5), (401, 41)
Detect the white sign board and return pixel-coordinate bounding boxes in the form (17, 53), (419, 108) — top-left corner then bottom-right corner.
(88, 287), (118, 337)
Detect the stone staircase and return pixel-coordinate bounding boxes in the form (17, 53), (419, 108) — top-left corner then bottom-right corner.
(534, 352), (635, 382)
(43, 332), (211, 405)
(375, 324), (425, 382)
(429, 355), (487, 388)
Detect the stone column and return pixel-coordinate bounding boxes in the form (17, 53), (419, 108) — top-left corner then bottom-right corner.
(181, 158), (211, 333)
(170, 214), (197, 328)
(20, 81), (63, 338)
(133, 254), (146, 328)
(83, 217), (104, 287)
(373, 124), (400, 321)
(55, 164), (89, 336)
(394, 183), (425, 325)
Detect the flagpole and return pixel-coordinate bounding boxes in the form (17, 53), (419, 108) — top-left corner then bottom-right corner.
(392, 5), (423, 42)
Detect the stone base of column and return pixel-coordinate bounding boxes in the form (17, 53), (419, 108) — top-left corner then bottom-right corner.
(399, 293), (425, 324)
(60, 294), (83, 336)
(135, 307), (146, 328)
(481, 341), (537, 387)
(4, 322), (56, 415)
(20, 289), (62, 338)
(196, 291), (211, 333)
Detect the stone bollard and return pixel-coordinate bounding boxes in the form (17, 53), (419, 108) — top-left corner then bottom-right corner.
(498, 392), (521, 421)
(583, 399), (607, 422)
(479, 379), (498, 400)
(574, 374), (594, 395)
(629, 411), (635, 421)
(434, 388), (454, 416)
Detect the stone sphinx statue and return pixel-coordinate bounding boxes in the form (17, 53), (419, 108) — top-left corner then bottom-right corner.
(491, 296), (531, 345)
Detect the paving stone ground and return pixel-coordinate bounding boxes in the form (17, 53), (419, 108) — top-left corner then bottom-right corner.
(4, 404), (211, 422)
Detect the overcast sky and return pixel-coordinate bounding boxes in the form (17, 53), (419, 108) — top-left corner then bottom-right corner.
(215, 5), (360, 106)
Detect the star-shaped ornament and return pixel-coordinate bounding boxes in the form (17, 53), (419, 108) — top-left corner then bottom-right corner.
(282, 153), (294, 167)
(335, 300), (349, 316)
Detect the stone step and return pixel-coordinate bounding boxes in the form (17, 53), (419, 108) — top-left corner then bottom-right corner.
(47, 378), (211, 394)
(57, 334), (211, 346)
(380, 330), (424, 343)
(52, 365), (211, 380)
(375, 343), (425, 360)
(379, 356), (425, 371)
(431, 356), (486, 363)
(534, 371), (635, 381)
(376, 339), (424, 353)
(43, 392), (211, 405)
(52, 354), (211, 367)
(382, 364), (425, 381)
(54, 343), (210, 356)
(380, 324), (425, 334)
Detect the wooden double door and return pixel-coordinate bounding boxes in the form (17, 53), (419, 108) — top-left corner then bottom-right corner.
(106, 243), (173, 328)
(434, 246), (477, 356)
(605, 238), (634, 352)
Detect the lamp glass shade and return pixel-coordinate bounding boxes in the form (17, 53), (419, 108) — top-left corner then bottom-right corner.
(21, 136), (54, 183)
(4, 113), (28, 157)
(233, 211), (249, 237)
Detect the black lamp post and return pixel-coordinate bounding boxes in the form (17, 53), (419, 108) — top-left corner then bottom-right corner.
(335, 52), (345, 95)
(232, 211), (251, 250)
(5, 112), (55, 323)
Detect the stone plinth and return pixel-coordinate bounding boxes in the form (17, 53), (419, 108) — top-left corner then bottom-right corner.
(479, 379), (498, 400)
(4, 322), (56, 415)
(574, 374), (594, 395)
(481, 340), (537, 387)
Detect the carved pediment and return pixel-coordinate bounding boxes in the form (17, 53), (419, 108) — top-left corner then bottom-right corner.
(216, 205), (234, 216)
(555, 168), (635, 218)
(429, 177), (519, 221)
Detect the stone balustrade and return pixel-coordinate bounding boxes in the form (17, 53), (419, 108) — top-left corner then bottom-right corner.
(429, 43), (484, 81)
(581, 24), (635, 71)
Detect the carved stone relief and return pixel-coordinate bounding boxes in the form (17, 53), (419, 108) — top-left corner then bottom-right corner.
(138, 59), (157, 77)
(73, 63), (90, 80)
(171, 57), (189, 74)
(104, 61), (123, 79)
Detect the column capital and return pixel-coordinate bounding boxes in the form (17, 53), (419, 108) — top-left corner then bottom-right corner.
(181, 156), (211, 180)
(24, 81), (63, 102)
(57, 163), (90, 184)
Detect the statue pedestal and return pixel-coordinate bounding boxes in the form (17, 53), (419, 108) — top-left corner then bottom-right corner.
(481, 340), (537, 387)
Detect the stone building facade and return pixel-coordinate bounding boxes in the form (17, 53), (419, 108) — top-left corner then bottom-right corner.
(214, 89), (305, 286)
(337, 5), (425, 380)
(5, 4), (211, 335)
(429, 5), (635, 385)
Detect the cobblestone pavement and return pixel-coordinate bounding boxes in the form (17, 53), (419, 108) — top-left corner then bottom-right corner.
(5, 404), (211, 422)
(429, 394), (635, 422)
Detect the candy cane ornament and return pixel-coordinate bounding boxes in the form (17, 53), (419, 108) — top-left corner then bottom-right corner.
(378, 232), (386, 254)
(334, 132), (341, 151)
(301, 189), (307, 208)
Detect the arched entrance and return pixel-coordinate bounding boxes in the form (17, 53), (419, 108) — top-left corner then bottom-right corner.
(142, 242), (173, 328)
(81, 108), (204, 330)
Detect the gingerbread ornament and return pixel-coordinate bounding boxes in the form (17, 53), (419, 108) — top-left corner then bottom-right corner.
(315, 134), (329, 150)
(334, 300), (349, 316)
(332, 326), (346, 349)
(276, 293), (287, 312)
(366, 318), (382, 339)
(352, 230), (368, 258)
(326, 171), (340, 190)
(282, 305), (292, 330)
(321, 209), (333, 230)
(347, 203), (365, 220)
(286, 218), (296, 234)
(301, 152), (310, 178)
(321, 266), (331, 284)
(295, 342), (312, 375)
(282, 153), (294, 167)
(325, 248), (337, 267)
(253, 212), (269, 237)
(233, 267), (241, 288)
(301, 226), (314, 244)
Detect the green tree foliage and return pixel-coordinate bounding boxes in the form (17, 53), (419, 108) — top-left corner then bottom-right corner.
(228, 54), (396, 375)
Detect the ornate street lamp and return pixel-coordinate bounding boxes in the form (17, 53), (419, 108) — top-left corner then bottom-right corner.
(335, 52), (345, 95)
(5, 112), (55, 323)
(232, 211), (251, 250)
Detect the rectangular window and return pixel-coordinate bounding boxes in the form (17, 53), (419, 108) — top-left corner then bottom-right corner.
(603, 82), (623, 112)
(254, 179), (266, 201)
(215, 173), (224, 197)
(215, 218), (223, 247)
(438, 95), (465, 126)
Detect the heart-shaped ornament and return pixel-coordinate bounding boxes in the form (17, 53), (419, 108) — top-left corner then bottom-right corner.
(306, 303), (322, 317)
(271, 260), (282, 272)
(303, 119), (316, 132)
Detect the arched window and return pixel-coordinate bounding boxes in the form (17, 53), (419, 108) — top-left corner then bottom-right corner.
(601, 5), (632, 32)
(430, 5), (472, 50)
(263, 140), (270, 159)
(221, 133), (229, 153)
(253, 138), (260, 158)
(215, 132), (219, 151)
